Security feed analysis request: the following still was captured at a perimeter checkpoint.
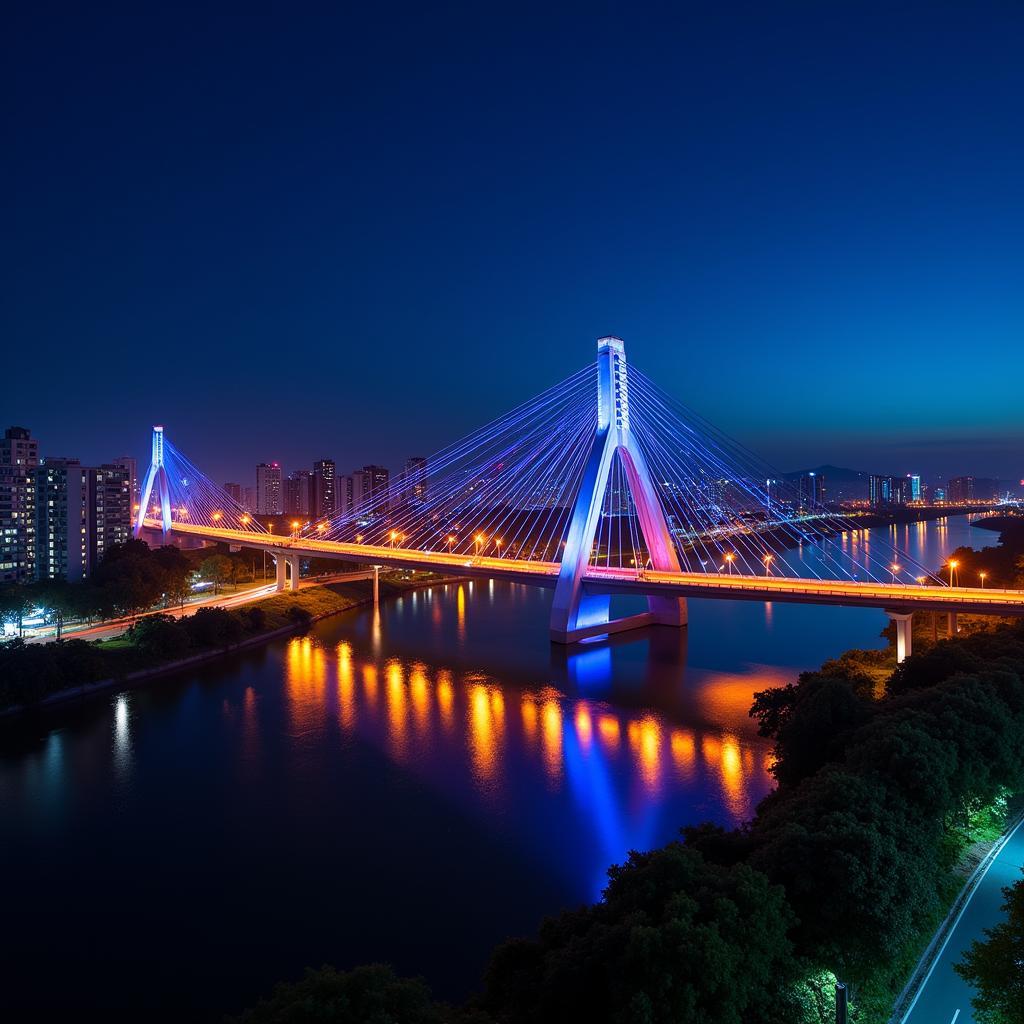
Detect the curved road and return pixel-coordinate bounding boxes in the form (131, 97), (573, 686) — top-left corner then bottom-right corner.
(902, 816), (1024, 1024)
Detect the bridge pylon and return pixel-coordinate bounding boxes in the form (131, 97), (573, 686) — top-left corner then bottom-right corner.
(550, 337), (687, 643)
(135, 425), (173, 539)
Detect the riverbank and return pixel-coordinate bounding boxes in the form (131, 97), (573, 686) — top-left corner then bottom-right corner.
(0, 575), (454, 719)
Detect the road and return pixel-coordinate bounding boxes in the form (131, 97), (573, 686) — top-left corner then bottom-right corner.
(22, 573), (363, 645)
(902, 816), (1024, 1024)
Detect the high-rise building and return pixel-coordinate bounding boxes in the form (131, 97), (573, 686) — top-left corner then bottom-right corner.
(947, 476), (974, 503)
(907, 474), (921, 502)
(284, 470), (312, 517)
(35, 458), (90, 581)
(256, 463), (282, 515)
(0, 426), (39, 583)
(242, 487), (255, 513)
(402, 457), (428, 505)
(223, 482), (243, 504)
(90, 464), (133, 563)
(112, 455), (138, 508)
(869, 474), (910, 507)
(351, 465), (390, 514)
(312, 459), (336, 518)
(34, 458), (133, 581)
(338, 475), (353, 517)
(797, 471), (825, 511)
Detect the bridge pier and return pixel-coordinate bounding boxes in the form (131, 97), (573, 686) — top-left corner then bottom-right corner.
(373, 565), (379, 606)
(948, 611), (958, 636)
(275, 555), (287, 592)
(887, 610), (913, 663)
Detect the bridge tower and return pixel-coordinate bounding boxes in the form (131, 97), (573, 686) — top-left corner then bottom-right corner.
(134, 425), (173, 538)
(550, 337), (687, 643)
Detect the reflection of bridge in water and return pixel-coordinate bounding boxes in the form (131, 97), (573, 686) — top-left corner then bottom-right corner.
(136, 337), (1024, 661)
(279, 612), (777, 888)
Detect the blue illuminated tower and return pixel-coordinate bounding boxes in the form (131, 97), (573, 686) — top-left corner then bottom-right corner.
(550, 337), (687, 642)
(134, 425), (172, 537)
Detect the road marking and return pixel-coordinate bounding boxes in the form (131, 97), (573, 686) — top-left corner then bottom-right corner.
(901, 815), (1024, 1023)
(950, 1010), (960, 1024)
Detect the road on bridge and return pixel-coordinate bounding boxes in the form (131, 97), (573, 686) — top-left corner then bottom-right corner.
(902, 816), (1024, 1024)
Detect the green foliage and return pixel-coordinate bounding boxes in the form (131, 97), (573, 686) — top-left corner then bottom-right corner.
(750, 672), (872, 786)
(229, 963), (469, 1024)
(483, 844), (797, 1024)
(199, 553), (234, 594)
(128, 614), (192, 659)
(955, 874), (1024, 1024)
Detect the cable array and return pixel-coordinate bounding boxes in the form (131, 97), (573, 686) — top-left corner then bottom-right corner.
(154, 352), (944, 588)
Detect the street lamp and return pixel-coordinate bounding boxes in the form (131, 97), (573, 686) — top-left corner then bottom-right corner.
(291, 519), (300, 538)
(979, 571), (987, 589)
(763, 554), (774, 576)
(724, 552), (735, 575)
(446, 534), (456, 554)
(390, 530), (398, 549)
(495, 537), (503, 558)
(475, 533), (485, 556)
(240, 514), (251, 528)
(949, 559), (959, 587)
(890, 562), (900, 583)
(212, 511), (223, 522)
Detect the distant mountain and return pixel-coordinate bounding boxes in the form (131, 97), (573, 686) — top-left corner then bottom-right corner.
(782, 464), (869, 483)
(782, 465), (871, 501)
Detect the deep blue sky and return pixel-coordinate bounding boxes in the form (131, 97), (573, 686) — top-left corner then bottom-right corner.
(4, 3), (1022, 488)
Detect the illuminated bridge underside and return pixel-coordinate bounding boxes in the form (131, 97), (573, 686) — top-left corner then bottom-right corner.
(148, 520), (1024, 620)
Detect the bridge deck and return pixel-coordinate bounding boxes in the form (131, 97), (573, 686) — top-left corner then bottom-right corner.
(149, 520), (1024, 617)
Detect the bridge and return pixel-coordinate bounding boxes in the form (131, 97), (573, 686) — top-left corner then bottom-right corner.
(135, 337), (1024, 660)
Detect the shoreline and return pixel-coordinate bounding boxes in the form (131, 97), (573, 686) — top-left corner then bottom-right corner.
(0, 576), (460, 721)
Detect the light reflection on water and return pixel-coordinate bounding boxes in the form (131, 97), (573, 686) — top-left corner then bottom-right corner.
(281, 622), (775, 885)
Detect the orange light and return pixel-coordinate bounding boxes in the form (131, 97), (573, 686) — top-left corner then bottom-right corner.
(212, 511), (223, 521)
(291, 520), (300, 529)
(355, 534), (363, 543)
(240, 514), (250, 524)
(317, 522), (326, 532)
(725, 553), (734, 561)
(950, 559), (959, 569)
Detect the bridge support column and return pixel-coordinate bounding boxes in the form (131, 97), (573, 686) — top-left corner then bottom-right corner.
(948, 612), (958, 636)
(373, 565), (379, 606)
(288, 554), (301, 591)
(887, 611), (913, 663)
(275, 555), (287, 592)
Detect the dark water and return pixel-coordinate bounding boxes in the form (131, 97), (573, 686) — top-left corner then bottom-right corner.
(0, 517), (984, 1020)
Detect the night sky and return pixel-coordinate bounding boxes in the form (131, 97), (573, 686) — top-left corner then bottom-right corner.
(4, 4), (1022, 487)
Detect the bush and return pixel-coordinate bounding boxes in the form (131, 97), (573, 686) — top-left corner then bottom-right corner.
(128, 615), (192, 660)
(184, 607), (244, 649)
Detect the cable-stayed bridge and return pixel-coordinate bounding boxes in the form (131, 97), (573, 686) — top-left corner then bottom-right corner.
(135, 337), (1024, 658)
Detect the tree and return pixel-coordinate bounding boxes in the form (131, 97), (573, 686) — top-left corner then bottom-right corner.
(199, 554), (233, 595)
(748, 766), (942, 972)
(955, 875), (1024, 1024)
(750, 672), (872, 787)
(483, 844), (798, 1024)
(229, 963), (472, 1024)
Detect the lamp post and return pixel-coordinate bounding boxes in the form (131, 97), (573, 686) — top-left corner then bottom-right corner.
(891, 562), (900, 584)
(763, 554), (774, 576)
(447, 534), (456, 554)
(979, 571), (987, 589)
(725, 552), (735, 575)
(949, 559), (959, 587)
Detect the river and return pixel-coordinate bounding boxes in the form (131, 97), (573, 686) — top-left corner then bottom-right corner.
(0, 515), (988, 1020)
